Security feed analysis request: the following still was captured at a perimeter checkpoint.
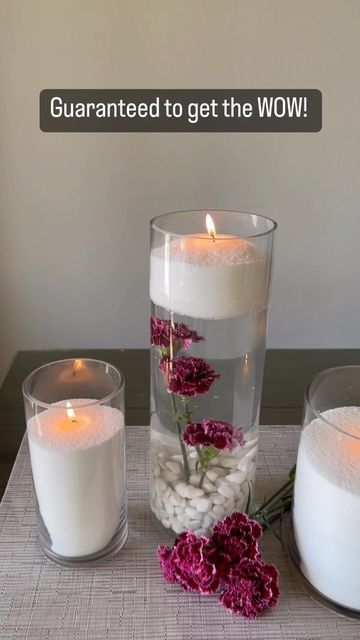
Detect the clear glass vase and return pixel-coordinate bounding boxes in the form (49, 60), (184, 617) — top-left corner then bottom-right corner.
(290, 366), (360, 617)
(22, 358), (127, 565)
(149, 210), (276, 536)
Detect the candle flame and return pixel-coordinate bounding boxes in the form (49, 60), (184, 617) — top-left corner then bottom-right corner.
(66, 401), (77, 423)
(206, 214), (216, 241)
(73, 359), (84, 375)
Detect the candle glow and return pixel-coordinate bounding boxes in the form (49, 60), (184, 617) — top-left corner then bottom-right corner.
(206, 214), (216, 240)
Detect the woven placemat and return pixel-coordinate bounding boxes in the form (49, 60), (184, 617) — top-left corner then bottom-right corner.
(0, 426), (358, 640)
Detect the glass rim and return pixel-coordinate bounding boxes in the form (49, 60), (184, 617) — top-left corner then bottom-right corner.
(150, 209), (277, 240)
(305, 365), (360, 441)
(22, 358), (125, 410)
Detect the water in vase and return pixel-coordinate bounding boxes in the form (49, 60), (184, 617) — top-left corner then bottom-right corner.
(150, 304), (266, 536)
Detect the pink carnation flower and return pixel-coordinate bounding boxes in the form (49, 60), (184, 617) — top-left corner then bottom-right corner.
(151, 317), (204, 350)
(210, 513), (263, 570)
(183, 419), (245, 451)
(219, 558), (279, 618)
(157, 531), (220, 595)
(167, 356), (219, 397)
(157, 512), (280, 618)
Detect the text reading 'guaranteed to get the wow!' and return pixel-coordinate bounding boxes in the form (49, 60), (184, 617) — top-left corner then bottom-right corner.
(40, 89), (322, 132)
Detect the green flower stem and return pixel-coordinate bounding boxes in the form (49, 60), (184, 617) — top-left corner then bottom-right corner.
(251, 476), (294, 518)
(180, 396), (192, 424)
(169, 393), (190, 482)
(250, 467), (295, 536)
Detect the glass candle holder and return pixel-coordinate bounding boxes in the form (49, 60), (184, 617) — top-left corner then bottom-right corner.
(22, 358), (127, 565)
(149, 210), (276, 536)
(290, 366), (360, 616)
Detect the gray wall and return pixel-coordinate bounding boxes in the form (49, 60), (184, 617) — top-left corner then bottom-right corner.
(1, 0), (359, 384)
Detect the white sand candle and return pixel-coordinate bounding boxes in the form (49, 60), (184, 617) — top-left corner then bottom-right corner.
(28, 399), (125, 558)
(293, 406), (360, 609)
(150, 216), (268, 319)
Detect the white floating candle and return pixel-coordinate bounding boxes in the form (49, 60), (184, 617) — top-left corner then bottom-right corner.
(150, 216), (268, 319)
(28, 400), (125, 558)
(293, 406), (360, 610)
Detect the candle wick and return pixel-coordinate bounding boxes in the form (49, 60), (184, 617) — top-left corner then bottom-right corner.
(72, 419), (77, 424)
(210, 232), (215, 242)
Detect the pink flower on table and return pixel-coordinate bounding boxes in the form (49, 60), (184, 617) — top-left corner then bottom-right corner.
(210, 513), (262, 570)
(157, 545), (178, 584)
(157, 511), (280, 618)
(150, 317), (204, 351)
(183, 419), (245, 451)
(219, 558), (279, 618)
(157, 531), (220, 595)
(167, 356), (219, 397)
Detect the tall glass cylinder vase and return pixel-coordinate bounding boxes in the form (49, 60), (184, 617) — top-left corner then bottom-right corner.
(149, 210), (276, 537)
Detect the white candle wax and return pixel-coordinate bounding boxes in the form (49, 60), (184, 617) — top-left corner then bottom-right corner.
(150, 234), (268, 319)
(28, 400), (125, 558)
(293, 406), (360, 609)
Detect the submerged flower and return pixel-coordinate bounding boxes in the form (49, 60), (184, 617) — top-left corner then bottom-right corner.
(150, 317), (204, 351)
(157, 531), (220, 594)
(183, 419), (245, 451)
(167, 356), (219, 397)
(219, 558), (279, 618)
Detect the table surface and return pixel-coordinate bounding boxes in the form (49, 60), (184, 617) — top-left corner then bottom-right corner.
(1, 348), (360, 498)
(0, 425), (359, 640)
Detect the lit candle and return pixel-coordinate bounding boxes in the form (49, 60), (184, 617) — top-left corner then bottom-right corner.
(58, 359), (95, 383)
(28, 399), (125, 558)
(150, 215), (268, 319)
(293, 406), (360, 609)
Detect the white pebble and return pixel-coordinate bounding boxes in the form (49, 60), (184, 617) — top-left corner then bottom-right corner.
(212, 505), (225, 518)
(185, 506), (199, 519)
(191, 497), (211, 513)
(172, 521), (185, 534)
(225, 470), (247, 484)
(205, 470), (218, 482)
(166, 460), (181, 474)
(165, 502), (175, 516)
(162, 470), (178, 483)
(175, 482), (189, 498)
(171, 454), (183, 462)
(155, 478), (167, 492)
(189, 474), (201, 484)
(186, 519), (202, 531)
(202, 514), (213, 529)
(189, 451), (198, 459)
(223, 498), (235, 511)
(218, 482), (234, 499)
(177, 513), (191, 525)
(212, 494), (226, 505)
(202, 480), (217, 492)
(194, 528), (206, 537)
(218, 456), (238, 468)
(163, 486), (172, 499)
(184, 485), (204, 499)
(161, 517), (172, 528)
(169, 492), (183, 507)
(174, 506), (183, 515)
(211, 467), (227, 477)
